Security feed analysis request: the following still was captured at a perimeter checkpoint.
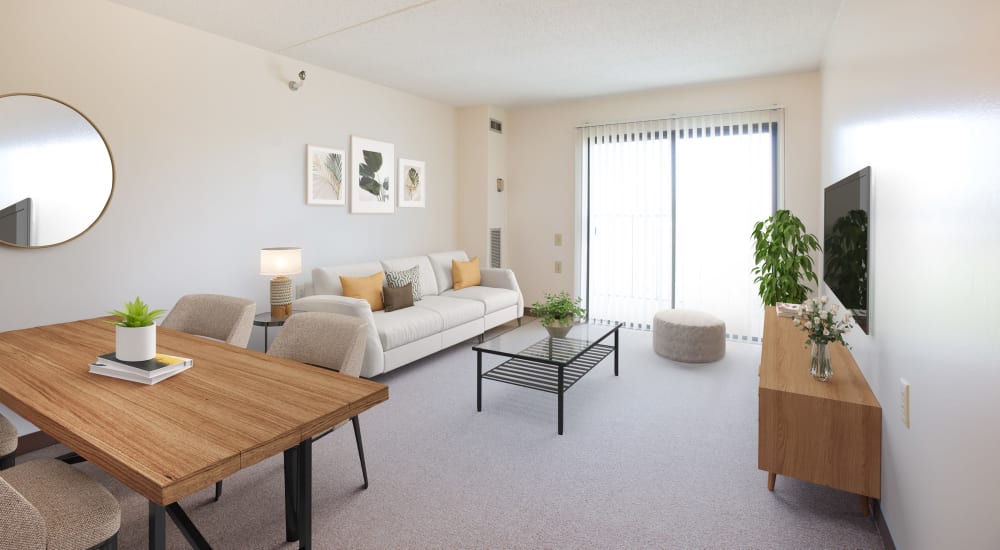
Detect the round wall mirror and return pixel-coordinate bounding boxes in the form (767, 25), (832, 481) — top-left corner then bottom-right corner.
(0, 93), (114, 248)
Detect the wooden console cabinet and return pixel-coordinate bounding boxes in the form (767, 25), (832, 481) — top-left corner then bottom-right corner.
(758, 307), (881, 512)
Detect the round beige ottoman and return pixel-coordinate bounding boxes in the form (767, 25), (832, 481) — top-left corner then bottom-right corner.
(653, 309), (726, 363)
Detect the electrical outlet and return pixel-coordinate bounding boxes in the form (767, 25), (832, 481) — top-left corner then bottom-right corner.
(899, 378), (910, 428)
(554, 233), (563, 246)
(554, 261), (562, 274)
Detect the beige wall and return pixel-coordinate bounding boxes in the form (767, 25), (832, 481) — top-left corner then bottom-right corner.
(0, 0), (457, 433)
(506, 72), (821, 305)
(822, 1), (1000, 548)
(456, 106), (488, 259)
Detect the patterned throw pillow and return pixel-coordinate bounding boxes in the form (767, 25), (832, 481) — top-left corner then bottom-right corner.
(385, 265), (422, 301)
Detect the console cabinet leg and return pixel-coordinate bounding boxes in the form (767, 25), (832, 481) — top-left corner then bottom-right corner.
(768, 472), (776, 491)
(859, 495), (869, 516)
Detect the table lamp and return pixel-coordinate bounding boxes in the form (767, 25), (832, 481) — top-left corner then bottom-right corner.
(260, 247), (302, 318)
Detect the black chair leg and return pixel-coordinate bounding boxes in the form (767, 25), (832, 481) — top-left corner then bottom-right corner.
(56, 451), (87, 465)
(214, 481), (222, 501)
(0, 452), (14, 470)
(93, 532), (118, 550)
(351, 416), (369, 490)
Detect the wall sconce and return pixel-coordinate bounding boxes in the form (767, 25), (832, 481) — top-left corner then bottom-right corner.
(288, 70), (306, 91)
(497, 178), (504, 192)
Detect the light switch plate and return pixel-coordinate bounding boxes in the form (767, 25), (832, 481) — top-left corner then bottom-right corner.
(554, 261), (562, 274)
(554, 233), (563, 246)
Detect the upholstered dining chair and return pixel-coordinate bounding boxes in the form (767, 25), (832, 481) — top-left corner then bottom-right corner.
(160, 294), (256, 348)
(0, 458), (121, 550)
(0, 412), (16, 470)
(215, 311), (370, 501)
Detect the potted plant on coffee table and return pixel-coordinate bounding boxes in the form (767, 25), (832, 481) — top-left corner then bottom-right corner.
(531, 291), (587, 338)
(109, 296), (166, 361)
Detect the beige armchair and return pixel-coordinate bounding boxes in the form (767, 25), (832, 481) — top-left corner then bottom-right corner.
(0, 458), (121, 550)
(0, 412), (15, 470)
(215, 312), (370, 502)
(161, 294), (256, 347)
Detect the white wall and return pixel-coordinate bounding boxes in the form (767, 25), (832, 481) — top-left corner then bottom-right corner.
(0, 0), (457, 434)
(506, 72), (821, 305)
(822, 1), (1000, 548)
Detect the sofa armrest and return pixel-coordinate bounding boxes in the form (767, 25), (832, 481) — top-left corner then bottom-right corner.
(480, 268), (524, 316)
(291, 295), (386, 378)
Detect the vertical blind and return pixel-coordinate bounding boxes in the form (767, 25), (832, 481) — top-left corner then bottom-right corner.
(580, 109), (781, 340)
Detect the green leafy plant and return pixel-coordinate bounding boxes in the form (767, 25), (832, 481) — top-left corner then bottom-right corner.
(750, 209), (821, 306)
(358, 150), (389, 201)
(108, 297), (166, 328)
(824, 209), (868, 309)
(531, 291), (586, 326)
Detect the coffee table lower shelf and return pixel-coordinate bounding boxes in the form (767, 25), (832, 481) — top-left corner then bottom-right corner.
(481, 344), (614, 393)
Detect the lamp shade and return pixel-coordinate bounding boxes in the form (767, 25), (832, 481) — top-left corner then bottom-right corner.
(260, 247), (302, 276)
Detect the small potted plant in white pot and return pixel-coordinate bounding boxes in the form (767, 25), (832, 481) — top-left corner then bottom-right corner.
(531, 291), (587, 338)
(109, 297), (166, 361)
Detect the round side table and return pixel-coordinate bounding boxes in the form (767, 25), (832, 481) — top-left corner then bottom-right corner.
(254, 312), (293, 352)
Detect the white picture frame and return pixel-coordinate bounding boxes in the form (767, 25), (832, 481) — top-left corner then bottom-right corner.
(398, 159), (426, 208)
(350, 136), (395, 214)
(306, 145), (346, 205)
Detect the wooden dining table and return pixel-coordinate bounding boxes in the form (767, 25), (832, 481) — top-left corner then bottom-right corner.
(0, 317), (389, 549)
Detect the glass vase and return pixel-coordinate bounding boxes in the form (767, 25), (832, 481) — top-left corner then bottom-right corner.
(810, 342), (833, 382)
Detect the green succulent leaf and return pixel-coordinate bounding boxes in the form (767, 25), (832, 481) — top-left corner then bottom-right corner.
(108, 296), (165, 327)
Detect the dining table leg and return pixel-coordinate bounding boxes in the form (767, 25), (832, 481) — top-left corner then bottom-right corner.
(149, 501), (165, 550)
(297, 438), (313, 550)
(284, 446), (300, 542)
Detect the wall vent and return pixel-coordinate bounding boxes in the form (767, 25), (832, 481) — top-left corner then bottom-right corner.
(489, 118), (503, 134)
(489, 228), (502, 268)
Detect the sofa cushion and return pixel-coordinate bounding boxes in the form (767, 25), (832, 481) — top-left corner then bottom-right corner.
(452, 257), (481, 290)
(384, 265), (422, 301)
(413, 295), (485, 330)
(340, 272), (385, 311)
(313, 262), (383, 296)
(381, 256), (438, 297)
(383, 283), (414, 312)
(428, 250), (469, 294)
(442, 286), (520, 314)
(371, 306), (443, 351)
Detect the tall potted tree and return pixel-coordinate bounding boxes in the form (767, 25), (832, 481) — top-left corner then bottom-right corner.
(750, 209), (822, 306)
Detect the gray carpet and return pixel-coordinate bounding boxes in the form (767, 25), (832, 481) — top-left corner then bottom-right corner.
(24, 320), (883, 549)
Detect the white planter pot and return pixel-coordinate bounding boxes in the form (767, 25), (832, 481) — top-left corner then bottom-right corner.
(116, 324), (156, 361)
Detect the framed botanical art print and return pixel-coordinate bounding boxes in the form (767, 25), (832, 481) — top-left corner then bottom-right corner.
(306, 145), (345, 205)
(350, 136), (395, 214)
(398, 158), (426, 208)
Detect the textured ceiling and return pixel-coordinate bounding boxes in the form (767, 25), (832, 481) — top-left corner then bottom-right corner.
(110, 0), (843, 106)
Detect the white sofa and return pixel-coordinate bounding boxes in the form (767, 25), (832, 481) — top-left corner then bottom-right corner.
(293, 250), (523, 378)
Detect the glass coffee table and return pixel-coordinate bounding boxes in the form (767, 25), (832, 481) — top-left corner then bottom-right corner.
(473, 322), (622, 434)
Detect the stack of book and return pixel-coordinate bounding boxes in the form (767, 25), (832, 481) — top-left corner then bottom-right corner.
(776, 302), (802, 318)
(89, 353), (192, 385)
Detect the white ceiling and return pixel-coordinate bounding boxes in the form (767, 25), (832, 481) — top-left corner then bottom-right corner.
(109, 0), (843, 107)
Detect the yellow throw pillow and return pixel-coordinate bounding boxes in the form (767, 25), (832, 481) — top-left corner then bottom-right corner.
(452, 257), (481, 290)
(340, 272), (385, 311)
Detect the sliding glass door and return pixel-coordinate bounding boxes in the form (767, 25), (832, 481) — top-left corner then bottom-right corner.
(582, 110), (779, 340)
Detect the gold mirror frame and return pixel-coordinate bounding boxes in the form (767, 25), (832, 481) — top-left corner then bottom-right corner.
(0, 93), (115, 249)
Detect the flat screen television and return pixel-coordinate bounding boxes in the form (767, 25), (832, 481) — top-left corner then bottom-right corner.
(823, 167), (870, 334)
(0, 197), (31, 246)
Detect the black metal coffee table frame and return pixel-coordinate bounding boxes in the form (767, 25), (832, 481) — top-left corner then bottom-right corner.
(474, 323), (621, 434)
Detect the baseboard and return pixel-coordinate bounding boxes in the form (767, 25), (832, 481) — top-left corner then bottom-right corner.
(16, 431), (58, 456)
(873, 500), (896, 550)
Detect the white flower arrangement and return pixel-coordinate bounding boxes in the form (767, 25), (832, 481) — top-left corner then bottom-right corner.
(792, 296), (854, 347)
